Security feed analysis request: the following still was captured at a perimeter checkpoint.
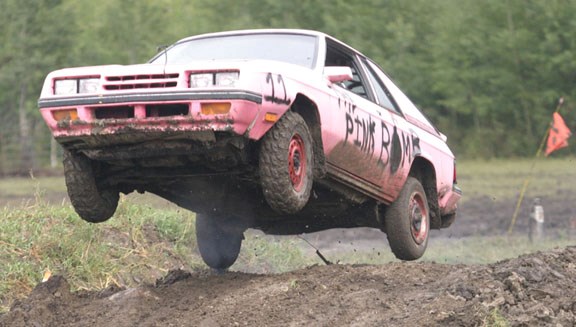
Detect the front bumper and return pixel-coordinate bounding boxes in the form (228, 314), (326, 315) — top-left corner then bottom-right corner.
(38, 90), (262, 108)
(39, 90), (263, 145)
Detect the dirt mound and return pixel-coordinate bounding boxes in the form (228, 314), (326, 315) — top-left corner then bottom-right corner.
(2, 246), (574, 327)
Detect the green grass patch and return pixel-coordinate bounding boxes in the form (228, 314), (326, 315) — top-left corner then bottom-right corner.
(423, 234), (574, 265)
(311, 234), (574, 266)
(0, 196), (201, 312)
(483, 308), (509, 327)
(457, 157), (576, 201)
(0, 176), (66, 198)
(0, 194), (314, 312)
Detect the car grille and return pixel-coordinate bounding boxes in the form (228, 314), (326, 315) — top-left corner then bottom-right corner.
(103, 73), (179, 90)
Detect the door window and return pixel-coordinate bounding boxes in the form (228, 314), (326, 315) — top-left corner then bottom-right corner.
(325, 42), (371, 100)
(361, 59), (399, 113)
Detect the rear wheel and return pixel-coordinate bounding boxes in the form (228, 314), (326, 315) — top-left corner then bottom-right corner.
(259, 111), (313, 214)
(195, 214), (243, 270)
(384, 177), (430, 260)
(63, 149), (118, 223)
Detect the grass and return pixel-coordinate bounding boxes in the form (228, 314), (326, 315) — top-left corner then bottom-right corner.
(425, 234), (574, 265)
(0, 190), (311, 312)
(457, 157), (576, 202)
(314, 234), (574, 266)
(0, 175), (65, 198)
(0, 196), (200, 311)
(0, 157), (574, 313)
(483, 308), (509, 327)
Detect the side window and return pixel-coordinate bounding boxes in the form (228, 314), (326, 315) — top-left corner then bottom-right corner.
(367, 60), (436, 130)
(325, 43), (370, 100)
(341, 64), (368, 98)
(361, 59), (399, 113)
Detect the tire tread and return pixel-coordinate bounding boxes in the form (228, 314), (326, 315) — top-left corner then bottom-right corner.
(259, 111), (313, 214)
(384, 177), (429, 260)
(63, 149), (118, 223)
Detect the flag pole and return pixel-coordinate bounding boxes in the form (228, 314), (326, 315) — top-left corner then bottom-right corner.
(507, 97), (565, 235)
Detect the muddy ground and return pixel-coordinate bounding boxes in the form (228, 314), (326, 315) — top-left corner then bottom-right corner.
(1, 195), (575, 326)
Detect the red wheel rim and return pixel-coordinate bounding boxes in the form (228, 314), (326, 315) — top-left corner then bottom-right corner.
(409, 192), (428, 245)
(288, 133), (306, 192)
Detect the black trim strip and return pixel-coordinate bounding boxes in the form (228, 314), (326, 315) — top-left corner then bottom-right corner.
(38, 90), (262, 108)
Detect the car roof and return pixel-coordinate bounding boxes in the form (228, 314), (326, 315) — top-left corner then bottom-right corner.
(174, 29), (366, 57)
(176, 29), (323, 42)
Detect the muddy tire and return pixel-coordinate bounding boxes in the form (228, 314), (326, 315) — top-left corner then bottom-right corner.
(195, 214), (243, 270)
(63, 149), (118, 223)
(259, 111), (313, 214)
(384, 177), (430, 260)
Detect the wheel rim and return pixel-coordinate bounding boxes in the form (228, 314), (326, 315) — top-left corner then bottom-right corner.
(409, 191), (428, 245)
(288, 133), (306, 192)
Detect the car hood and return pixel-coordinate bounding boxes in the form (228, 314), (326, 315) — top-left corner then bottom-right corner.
(46, 60), (317, 79)
(40, 60), (321, 98)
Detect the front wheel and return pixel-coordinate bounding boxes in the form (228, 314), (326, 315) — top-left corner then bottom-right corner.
(259, 111), (314, 215)
(195, 214), (244, 270)
(63, 149), (119, 223)
(384, 177), (430, 260)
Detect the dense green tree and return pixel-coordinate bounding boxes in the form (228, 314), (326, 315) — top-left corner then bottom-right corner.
(1, 0), (575, 174)
(0, 0), (77, 173)
(424, 0), (576, 156)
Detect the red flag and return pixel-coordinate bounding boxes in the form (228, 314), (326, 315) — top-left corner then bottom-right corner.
(545, 112), (572, 156)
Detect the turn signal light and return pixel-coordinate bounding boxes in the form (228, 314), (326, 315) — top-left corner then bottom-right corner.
(264, 112), (278, 122)
(52, 109), (78, 122)
(201, 102), (231, 115)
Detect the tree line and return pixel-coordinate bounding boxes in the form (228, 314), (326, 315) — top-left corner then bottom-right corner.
(1, 0), (574, 174)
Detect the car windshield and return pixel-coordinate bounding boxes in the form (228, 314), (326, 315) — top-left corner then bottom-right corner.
(150, 33), (318, 68)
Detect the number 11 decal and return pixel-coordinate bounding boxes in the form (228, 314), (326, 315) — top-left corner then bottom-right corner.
(265, 73), (291, 105)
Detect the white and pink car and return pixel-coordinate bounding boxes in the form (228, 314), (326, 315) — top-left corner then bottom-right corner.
(39, 29), (461, 269)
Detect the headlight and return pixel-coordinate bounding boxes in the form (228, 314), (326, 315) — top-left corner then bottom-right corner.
(54, 79), (78, 95)
(189, 73), (213, 88)
(54, 77), (101, 95)
(78, 78), (100, 93)
(189, 71), (239, 88)
(215, 72), (239, 87)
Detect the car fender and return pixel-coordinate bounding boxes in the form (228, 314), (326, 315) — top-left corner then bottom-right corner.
(411, 136), (458, 215)
(244, 67), (325, 141)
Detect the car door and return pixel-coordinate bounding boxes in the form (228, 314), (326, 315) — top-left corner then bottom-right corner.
(360, 58), (421, 200)
(322, 41), (410, 202)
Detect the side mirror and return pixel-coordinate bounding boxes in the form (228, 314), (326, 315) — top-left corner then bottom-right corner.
(324, 66), (353, 83)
